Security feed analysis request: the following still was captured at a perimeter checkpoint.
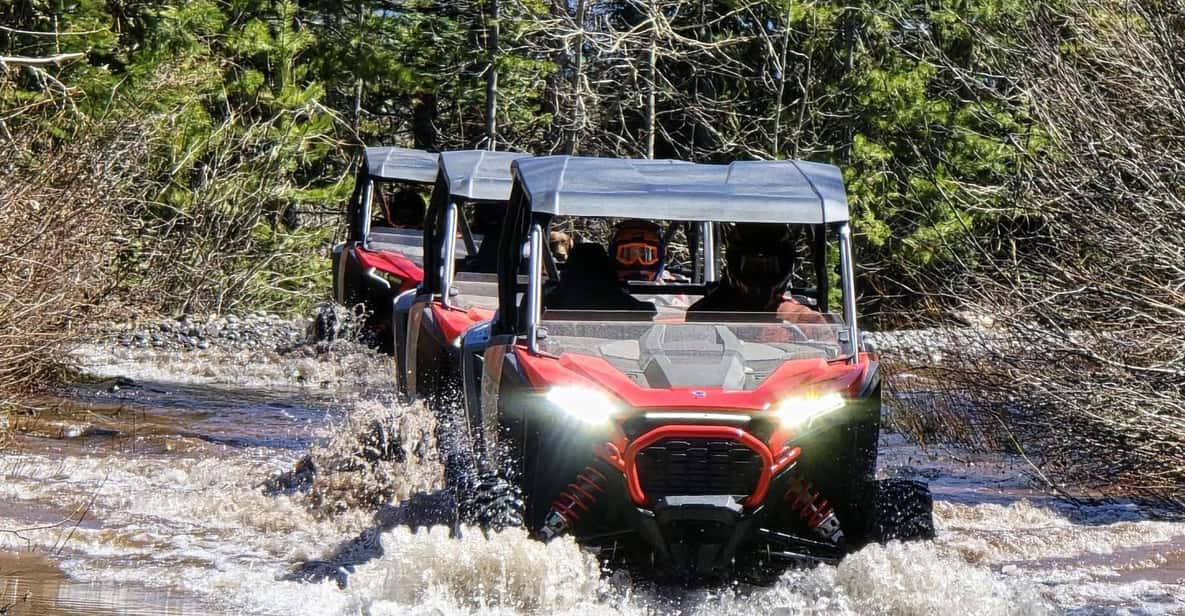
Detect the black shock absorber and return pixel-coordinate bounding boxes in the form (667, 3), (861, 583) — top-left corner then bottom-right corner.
(540, 465), (607, 541)
(784, 477), (845, 544)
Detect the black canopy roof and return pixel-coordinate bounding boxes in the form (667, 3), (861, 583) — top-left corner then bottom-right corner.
(511, 156), (850, 223)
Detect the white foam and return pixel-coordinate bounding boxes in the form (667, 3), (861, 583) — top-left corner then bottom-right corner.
(936, 499), (1185, 564)
(4, 393), (1183, 614)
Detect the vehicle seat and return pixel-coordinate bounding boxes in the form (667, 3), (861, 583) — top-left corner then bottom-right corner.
(544, 243), (655, 312)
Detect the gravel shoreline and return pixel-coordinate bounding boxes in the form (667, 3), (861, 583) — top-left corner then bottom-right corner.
(93, 310), (968, 357)
(71, 307), (392, 389)
(102, 312), (312, 353)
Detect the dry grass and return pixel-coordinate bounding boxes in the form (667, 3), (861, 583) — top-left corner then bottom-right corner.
(0, 133), (136, 412)
(885, 1), (1185, 505)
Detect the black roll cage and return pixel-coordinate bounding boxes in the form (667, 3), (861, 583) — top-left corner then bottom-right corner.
(346, 167), (434, 243)
(420, 177), (490, 296)
(492, 183), (842, 338)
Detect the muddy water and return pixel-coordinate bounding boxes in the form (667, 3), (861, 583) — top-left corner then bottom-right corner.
(0, 353), (1183, 614)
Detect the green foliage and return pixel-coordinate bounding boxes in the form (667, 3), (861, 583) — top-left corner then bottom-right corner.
(780, 1), (1032, 312)
(2, 0), (345, 314)
(1, 0), (1036, 319)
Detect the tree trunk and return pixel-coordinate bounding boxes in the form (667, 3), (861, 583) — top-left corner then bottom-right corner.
(566, 0), (588, 154)
(645, 33), (657, 159)
(412, 93), (438, 150)
(772, 10), (791, 156)
(484, 0), (500, 150)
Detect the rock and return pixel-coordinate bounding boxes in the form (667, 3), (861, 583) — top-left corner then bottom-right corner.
(197, 341), (210, 350)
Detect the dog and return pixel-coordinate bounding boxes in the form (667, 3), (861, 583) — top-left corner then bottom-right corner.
(548, 231), (572, 262)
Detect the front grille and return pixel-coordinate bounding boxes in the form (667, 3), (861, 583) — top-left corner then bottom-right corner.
(635, 437), (762, 499)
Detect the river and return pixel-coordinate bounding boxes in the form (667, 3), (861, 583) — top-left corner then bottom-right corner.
(0, 342), (1182, 614)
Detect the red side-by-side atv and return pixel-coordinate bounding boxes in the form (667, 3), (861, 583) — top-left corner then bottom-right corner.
(431, 156), (934, 581)
(331, 147), (438, 352)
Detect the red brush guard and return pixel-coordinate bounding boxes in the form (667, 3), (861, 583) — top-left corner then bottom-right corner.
(619, 425), (799, 509)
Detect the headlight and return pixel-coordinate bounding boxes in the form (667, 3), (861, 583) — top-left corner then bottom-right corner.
(544, 385), (621, 426)
(775, 392), (845, 430)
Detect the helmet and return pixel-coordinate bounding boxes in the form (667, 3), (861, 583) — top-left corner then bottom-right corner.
(723, 223), (794, 297)
(610, 220), (665, 281)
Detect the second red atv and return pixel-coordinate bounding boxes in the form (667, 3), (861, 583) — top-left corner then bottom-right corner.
(444, 155), (934, 581)
(400, 150), (531, 402)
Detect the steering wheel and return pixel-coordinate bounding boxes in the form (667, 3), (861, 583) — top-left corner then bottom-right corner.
(780, 321), (809, 342)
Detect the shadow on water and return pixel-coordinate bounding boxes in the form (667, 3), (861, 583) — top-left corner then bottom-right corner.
(887, 447), (1185, 530)
(30, 377), (344, 452)
(286, 490), (457, 589)
(879, 416), (1185, 528)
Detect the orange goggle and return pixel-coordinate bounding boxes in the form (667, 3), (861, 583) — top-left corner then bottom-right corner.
(615, 242), (661, 267)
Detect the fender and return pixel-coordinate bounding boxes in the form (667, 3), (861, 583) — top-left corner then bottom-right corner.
(355, 247), (424, 293)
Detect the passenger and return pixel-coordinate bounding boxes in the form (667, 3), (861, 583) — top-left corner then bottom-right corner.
(545, 243), (655, 312)
(610, 220), (692, 309)
(610, 220), (666, 282)
(687, 224), (825, 325)
(468, 211), (571, 274)
(383, 188), (427, 229)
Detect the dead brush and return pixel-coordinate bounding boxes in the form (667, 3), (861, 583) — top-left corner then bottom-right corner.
(887, 0), (1185, 505)
(0, 133), (130, 410)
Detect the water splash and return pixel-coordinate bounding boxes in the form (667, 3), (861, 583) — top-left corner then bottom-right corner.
(3, 344), (1182, 614)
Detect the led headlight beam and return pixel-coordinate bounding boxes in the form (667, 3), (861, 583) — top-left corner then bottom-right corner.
(544, 385), (621, 426)
(775, 392), (846, 430)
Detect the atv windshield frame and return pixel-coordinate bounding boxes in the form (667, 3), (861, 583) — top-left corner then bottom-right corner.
(346, 147), (439, 243)
(419, 150), (532, 306)
(493, 155), (863, 364)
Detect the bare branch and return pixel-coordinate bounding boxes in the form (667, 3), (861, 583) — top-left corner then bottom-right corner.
(0, 53), (86, 67)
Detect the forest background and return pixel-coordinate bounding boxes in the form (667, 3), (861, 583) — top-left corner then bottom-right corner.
(2, 0), (1183, 501)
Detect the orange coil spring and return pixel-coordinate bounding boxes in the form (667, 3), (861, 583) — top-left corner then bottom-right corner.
(784, 477), (834, 529)
(550, 465), (608, 525)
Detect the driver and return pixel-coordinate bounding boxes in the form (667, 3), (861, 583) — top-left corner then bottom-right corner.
(544, 243), (655, 312)
(610, 220), (666, 282)
(466, 202), (505, 273)
(382, 188), (427, 229)
(687, 223), (825, 325)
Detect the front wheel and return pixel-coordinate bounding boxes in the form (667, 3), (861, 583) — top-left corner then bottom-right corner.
(459, 471), (525, 532)
(872, 479), (935, 542)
